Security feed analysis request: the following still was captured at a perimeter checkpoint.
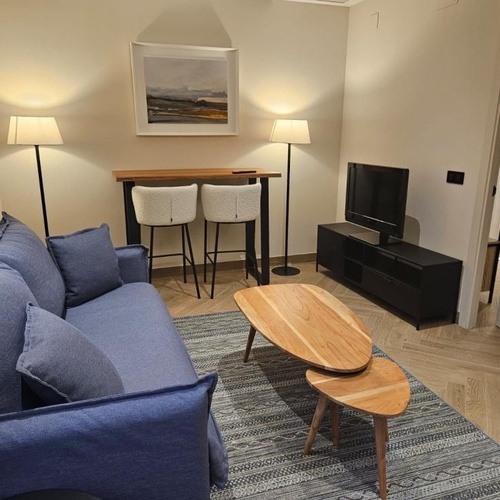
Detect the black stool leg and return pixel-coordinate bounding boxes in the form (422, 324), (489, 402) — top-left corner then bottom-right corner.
(210, 223), (220, 299)
(204, 219), (208, 283)
(181, 225), (187, 284)
(245, 220), (260, 285)
(148, 226), (155, 284)
(245, 221), (250, 280)
(249, 251), (260, 286)
(184, 224), (201, 299)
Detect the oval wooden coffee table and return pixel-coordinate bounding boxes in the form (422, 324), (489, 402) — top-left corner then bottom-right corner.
(233, 284), (372, 372)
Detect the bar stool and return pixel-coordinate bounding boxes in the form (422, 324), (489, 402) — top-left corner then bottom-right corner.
(131, 184), (200, 298)
(201, 183), (261, 299)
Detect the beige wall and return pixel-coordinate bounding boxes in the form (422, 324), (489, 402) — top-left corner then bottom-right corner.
(5, 0), (498, 327)
(338, 0), (500, 326)
(0, 0), (348, 267)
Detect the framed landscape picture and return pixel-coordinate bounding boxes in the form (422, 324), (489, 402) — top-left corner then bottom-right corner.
(130, 42), (239, 136)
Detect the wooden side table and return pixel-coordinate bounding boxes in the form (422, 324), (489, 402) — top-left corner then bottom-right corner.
(304, 358), (410, 500)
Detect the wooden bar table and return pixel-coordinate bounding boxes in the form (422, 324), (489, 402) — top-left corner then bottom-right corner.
(113, 168), (281, 285)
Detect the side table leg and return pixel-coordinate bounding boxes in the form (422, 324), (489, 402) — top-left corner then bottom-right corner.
(330, 402), (342, 446)
(374, 416), (388, 500)
(304, 394), (329, 455)
(243, 326), (256, 363)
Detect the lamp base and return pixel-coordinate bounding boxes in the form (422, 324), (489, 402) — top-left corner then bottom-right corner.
(272, 265), (300, 276)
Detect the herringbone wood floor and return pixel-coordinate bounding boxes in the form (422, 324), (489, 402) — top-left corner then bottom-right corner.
(153, 260), (500, 445)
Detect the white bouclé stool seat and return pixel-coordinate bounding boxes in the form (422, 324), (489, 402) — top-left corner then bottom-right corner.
(131, 184), (200, 298)
(201, 183), (261, 299)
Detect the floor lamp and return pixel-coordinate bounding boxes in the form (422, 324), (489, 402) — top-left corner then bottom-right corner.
(270, 119), (310, 276)
(7, 116), (63, 238)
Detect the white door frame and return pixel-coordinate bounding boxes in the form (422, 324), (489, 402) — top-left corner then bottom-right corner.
(459, 42), (500, 329)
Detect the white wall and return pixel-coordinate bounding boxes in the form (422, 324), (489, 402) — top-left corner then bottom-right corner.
(338, 0), (500, 326)
(0, 0), (348, 267)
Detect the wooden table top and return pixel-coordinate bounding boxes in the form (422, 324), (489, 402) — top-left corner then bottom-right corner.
(234, 284), (372, 373)
(306, 358), (410, 418)
(112, 168), (282, 182)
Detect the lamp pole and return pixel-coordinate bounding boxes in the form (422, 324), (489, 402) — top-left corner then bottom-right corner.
(272, 142), (300, 276)
(269, 119), (310, 277)
(34, 145), (50, 238)
(7, 116), (63, 239)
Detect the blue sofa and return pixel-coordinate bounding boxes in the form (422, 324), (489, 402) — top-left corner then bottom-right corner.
(0, 213), (228, 499)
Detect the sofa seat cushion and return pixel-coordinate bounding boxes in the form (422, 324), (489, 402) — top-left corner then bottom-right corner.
(64, 282), (198, 391)
(47, 224), (123, 307)
(0, 213), (65, 317)
(64, 282), (229, 487)
(0, 263), (38, 414)
(17, 304), (125, 405)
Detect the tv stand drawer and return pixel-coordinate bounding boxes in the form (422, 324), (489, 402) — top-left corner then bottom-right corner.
(362, 268), (419, 317)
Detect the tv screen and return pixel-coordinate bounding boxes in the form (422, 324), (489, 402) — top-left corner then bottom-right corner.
(345, 163), (409, 244)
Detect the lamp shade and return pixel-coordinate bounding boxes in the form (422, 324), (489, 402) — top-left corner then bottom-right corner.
(8, 116), (63, 146)
(269, 119), (310, 145)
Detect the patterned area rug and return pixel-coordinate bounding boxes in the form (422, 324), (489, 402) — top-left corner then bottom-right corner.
(174, 311), (500, 499)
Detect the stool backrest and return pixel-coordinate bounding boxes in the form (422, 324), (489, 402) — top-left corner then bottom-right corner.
(131, 184), (198, 226)
(201, 184), (261, 223)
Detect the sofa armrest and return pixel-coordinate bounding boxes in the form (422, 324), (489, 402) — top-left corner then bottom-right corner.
(0, 374), (217, 500)
(115, 244), (149, 284)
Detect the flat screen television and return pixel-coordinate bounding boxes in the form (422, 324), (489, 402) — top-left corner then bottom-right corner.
(345, 162), (409, 245)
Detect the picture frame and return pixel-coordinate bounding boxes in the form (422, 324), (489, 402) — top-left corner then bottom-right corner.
(130, 42), (239, 136)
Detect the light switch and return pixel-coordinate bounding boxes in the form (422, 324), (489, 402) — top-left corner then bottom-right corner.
(447, 171), (465, 185)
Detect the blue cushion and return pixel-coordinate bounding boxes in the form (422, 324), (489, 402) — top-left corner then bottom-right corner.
(17, 304), (125, 404)
(65, 282), (197, 392)
(46, 224), (123, 307)
(65, 282), (228, 487)
(0, 374), (217, 498)
(115, 244), (149, 284)
(0, 263), (38, 414)
(0, 212), (65, 317)
(0, 219), (7, 238)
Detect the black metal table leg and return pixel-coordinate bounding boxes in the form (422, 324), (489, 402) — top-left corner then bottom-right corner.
(123, 181), (141, 244)
(260, 177), (270, 285)
(244, 177), (270, 286)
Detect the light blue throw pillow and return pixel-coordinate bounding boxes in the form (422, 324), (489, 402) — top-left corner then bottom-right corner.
(16, 304), (125, 404)
(46, 224), (123, 307)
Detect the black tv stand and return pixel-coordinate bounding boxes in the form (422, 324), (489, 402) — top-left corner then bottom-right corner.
(351, 231), (401, 246)
(316, 223), (462, 329)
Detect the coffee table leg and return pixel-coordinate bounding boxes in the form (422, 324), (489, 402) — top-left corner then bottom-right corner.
(330, 402), (342, 446)
(243, 326), (256, 363)
(374, 416), (388, 500)
(304, 394), (329, 455)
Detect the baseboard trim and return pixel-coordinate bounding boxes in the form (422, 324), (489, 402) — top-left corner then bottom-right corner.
(152, 253), (315, 278)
